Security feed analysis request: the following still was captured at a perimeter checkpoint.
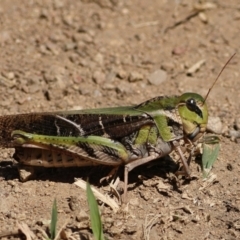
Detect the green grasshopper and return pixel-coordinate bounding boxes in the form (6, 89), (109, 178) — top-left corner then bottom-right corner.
(0, 55), (233, 202)
(0, 93), (209, 198)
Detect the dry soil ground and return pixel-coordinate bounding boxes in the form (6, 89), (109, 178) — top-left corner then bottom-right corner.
(0, 0), (240, 239)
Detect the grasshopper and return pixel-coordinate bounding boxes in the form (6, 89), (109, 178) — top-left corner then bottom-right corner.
(0, 55), (234, 202)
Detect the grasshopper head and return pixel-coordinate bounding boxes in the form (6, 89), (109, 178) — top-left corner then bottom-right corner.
(177, 92), (208, 141)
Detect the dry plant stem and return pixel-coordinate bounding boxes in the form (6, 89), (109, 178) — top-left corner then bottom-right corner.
(54, 219), (70, 240)
(143, 214), (162, 240)
(74, 178), (119, 212)
(18, 223), (36, 240)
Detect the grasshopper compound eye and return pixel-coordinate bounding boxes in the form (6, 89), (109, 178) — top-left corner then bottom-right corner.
(186, 98), (203, 118)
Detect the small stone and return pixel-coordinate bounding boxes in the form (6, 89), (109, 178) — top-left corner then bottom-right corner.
(39, 8), (49, 19)
(147, 69), (167, 86)
(3, 72), (15, 80)
(102, 83), (115, 90)
(128, 71), (143, 82)
(7, 180), (16, 187)
(129, 198), (139, 206)
(46, 42), (60, 55)
(43, 65), (66, 83)
(229, 130), (240, 139)
(161, 62), (175, 72)
(53, 0), (64, 8)
(94, 53), (104, 66)
(116, 82), (132, 94)
(76, 210), (89, 222)
(105, 71), (115, 82)
(27, 84), (40, 94)
(69, 196), (81, 211)
(92, 70), (105, 84)
(0, 30), (11, 45)
(64, 42), (76, 51)
(2, 152), (8, 159)
(117, 69), (127, 79)
(13, 186), (22, 193)
(69, 53), (79, 63)
(207, 116), (222, 134)
(172, 46), (187, 55)
(62, 14), (74, 26)
(93, 89), (102, 97)
(139, 189), (151, 201)
(199, 12), (208, 23)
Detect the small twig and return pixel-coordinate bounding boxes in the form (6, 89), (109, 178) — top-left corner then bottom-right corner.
(132, 21), (159, 28)
(164, 11), (199, 33)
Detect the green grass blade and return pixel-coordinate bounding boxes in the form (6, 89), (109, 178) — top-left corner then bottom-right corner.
(50, 198), (58, 240)
(86, 182), (105, 240)
(202, 135), (220, 178)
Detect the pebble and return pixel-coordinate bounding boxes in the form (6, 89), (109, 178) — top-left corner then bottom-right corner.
(44, 65), (66, 83)
(64, 42), (76, 51)
(93, 89), (102, 97)
(76, 210), (89, 222)
(94, 53), (104, 66)
(199, 12), (208, 23)
(147, 69), (167, 85)
(0, 30), (11, 44)
(62, 14), (74, 27)
(105, 71), (115, 82)
(128, 71), (144, 82)
(102, 83), (116, 90)
(116, 82), (132, 94)
(116, 69), (127, 79)
(2, 71), (15, 80)
(172, 46), (187, 55)
(229, 130), (240, 139)
(92, 70), (105, 84)
(69, 196), (81, 211)
(26, 84), (40, 94)
(45, 41), (60, 55)
(207, 116), (222, 134)
(161, 62), (175, 72)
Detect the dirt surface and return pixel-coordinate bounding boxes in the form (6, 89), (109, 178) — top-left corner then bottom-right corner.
(0, 0), (240, 239)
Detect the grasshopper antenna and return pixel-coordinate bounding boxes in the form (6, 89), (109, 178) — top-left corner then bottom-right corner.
(204, 53), (236, 103)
